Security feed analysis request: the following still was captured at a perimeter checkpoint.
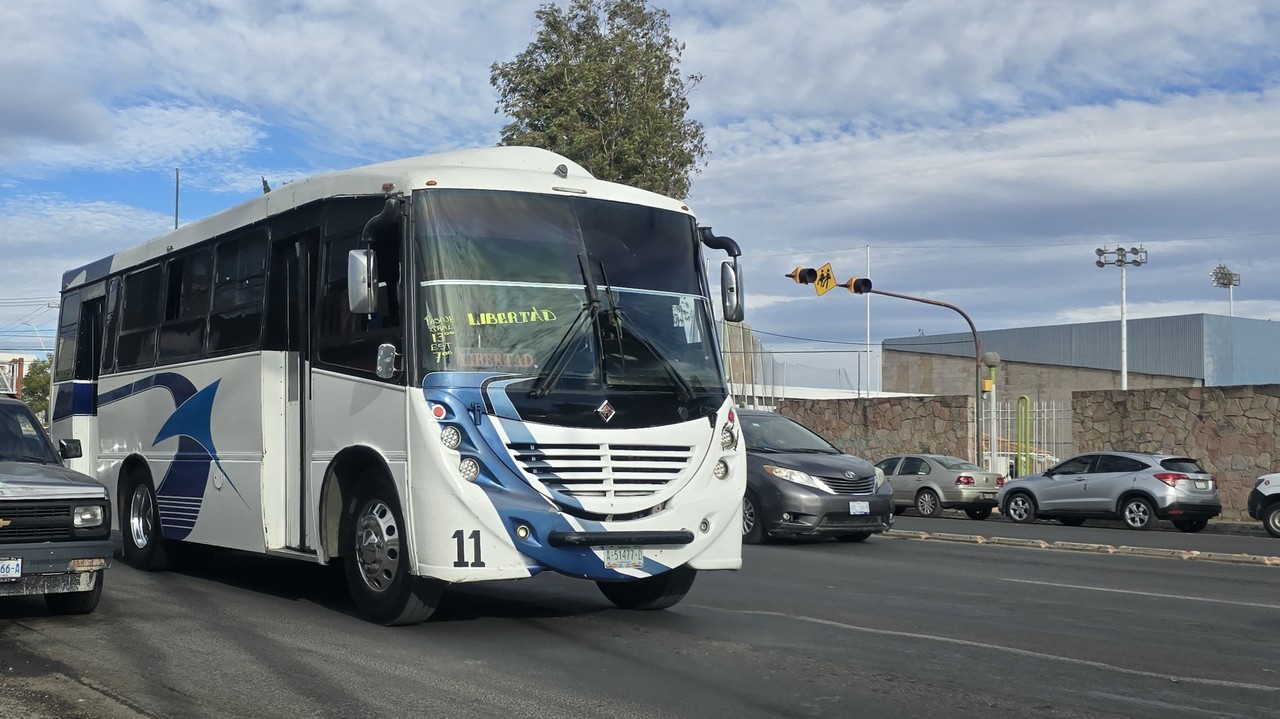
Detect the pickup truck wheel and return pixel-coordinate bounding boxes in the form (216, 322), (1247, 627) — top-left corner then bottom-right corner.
(1264, 503), (1280, 539)
(122, 478), (169, 571)
(44, 571), (103, 615)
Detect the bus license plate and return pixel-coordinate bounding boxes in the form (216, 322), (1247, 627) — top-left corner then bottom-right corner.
(603, 546), (643, 569)
(849, 501), (869, 515)
(0, 558), (21, 582)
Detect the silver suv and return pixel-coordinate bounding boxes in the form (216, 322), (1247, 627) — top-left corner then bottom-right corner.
(996, 451), (1221, 532)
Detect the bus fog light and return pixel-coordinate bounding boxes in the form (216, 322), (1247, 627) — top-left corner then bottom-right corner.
(516, 525), (531, 540)
(699, 519), (710, 534)
(713, 459), (729, 480)
(440, 425), (462, 450)
(73, 505), (103, 528)
(720, 425), (737, 450)
(459, 458), (480, 482)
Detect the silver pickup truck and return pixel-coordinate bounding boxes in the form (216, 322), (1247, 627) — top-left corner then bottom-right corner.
(0, 396), (111, 614)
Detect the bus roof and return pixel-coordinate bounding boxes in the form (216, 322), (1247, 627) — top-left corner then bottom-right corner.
(61, 146), (696, 292)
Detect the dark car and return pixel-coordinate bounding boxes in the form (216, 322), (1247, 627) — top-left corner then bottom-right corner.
(0, 397), (112, 614)
(738, 409), (893, 544)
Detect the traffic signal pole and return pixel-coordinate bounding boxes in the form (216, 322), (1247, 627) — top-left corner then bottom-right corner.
(787, 266), (986, 465)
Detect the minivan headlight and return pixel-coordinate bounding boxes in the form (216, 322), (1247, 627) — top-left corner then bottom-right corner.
(874, 466), (886, 489)
(764, 465), (831, 493)
(73, 505), (104, 528)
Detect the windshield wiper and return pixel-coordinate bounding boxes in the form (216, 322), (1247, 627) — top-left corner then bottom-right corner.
(0, 453), (51, 464)
(530, 254), (600, 398)
(595, 260), (695, 402)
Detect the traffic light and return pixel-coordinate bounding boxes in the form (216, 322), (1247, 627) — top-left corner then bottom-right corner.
(839, 276), (873, 294)
(786, 267), (818, 284)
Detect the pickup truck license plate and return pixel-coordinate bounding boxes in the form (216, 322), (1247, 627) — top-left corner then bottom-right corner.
(602, 546), (643, 569)
(849, 501), (869, 515)
(0, 558), (21, 582)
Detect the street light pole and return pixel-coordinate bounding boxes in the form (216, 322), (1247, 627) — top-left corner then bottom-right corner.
(1095, 246), (1148, 391)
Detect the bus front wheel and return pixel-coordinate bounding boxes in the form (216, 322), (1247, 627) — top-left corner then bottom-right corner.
(122, 477), (169, 571)
(597, 564), (696, 611)
(341, 476), (443, 626)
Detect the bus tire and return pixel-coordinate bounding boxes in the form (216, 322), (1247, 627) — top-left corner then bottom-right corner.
(597, 564), (696, 611)
(121, 476), (169, 571)
(341, 475), (442, 626)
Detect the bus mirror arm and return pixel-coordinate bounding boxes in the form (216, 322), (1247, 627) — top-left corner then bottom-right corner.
(698, 227), (745, 322)
(361, 197), (400, 247)
(376, 343), (400, 379)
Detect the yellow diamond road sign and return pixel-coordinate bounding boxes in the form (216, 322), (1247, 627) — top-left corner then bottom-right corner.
(814, 262), (836, 296)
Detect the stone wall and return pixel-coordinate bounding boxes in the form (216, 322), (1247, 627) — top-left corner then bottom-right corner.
(1074, 385), (1280, 521)
(778, 394), (976, 464)
(774, 385), (1278, 522)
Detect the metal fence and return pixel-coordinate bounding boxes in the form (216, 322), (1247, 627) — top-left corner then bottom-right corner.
(982, 398), (1073, 478)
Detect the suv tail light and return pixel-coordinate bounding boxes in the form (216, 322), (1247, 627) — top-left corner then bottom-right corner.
(955, 475), (975, 485)
(1153, 472), (1189, 487)
(996, 476), (1007, 487)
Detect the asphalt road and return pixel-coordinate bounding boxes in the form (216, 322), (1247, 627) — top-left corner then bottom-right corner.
(2, 531), (1278, 719)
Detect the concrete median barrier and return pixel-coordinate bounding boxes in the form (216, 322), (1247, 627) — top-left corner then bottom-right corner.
(1115, 546), (1197, 560)
(1189, 551), (1280, 566)
(925, 532), (986, 544)
(985, 536), (1050, 549)
(1049, 541), (1117, 554)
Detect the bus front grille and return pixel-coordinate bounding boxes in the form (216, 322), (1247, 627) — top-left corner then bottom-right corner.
(505, 442), (694, 499)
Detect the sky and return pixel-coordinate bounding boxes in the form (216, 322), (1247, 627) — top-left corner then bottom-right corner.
(2, 0), (1278, 390)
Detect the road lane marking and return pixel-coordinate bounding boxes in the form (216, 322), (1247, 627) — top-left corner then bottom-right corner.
(999, 578), (1280, 611)
(689, 604), (1280, 692)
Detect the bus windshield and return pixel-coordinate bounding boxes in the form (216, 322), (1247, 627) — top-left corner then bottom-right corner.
(412, 190), (724, 394)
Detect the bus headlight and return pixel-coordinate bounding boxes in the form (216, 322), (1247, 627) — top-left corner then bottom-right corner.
(440, 425), (462, 450)
(73, 505), (104, 528)
(713, 459), (730, 480)
(459, 458), (480, 482)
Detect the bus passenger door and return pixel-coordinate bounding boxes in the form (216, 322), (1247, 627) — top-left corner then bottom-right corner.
(267, 235), (314, 552)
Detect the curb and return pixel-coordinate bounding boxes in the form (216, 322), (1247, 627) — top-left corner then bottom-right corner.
(1115, 546), (1196, 560)
(985, 537), (1050, 549)
(875, 530), (1280, 566)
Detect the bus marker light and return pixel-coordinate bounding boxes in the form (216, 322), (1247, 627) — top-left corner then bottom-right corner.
(516, 525), (531, 540)
(459, 458), (480, 482)
(699, 519), (710, 534)
(431, 404), (447, 419)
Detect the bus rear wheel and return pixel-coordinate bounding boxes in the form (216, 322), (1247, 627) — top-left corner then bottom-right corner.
(341, 477), (443, 626)
(597, 564), (696, 611)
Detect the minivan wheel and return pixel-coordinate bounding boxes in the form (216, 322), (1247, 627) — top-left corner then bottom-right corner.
(742, 490), (767, 545)
(1121, 497), (1156, 530)
(1173, 518), (1208, 533)
(1005, 493), (1037, 524)
(915, 489), (942, 518)
(1263, 503), (1280, 539)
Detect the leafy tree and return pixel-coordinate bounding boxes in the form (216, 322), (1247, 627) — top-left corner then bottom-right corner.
(491, 0), (708, 199)
(21, 354), (51, 422)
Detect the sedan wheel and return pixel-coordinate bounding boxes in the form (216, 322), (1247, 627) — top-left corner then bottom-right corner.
(915, 489), (942, 518)
(1121, 497), (1156, 530)
(1004, 493), (1037, 524)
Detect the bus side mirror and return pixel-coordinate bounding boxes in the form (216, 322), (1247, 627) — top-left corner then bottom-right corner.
(59, 438), (82, 460)
(720, 260), (744, 322)
(348, 249), (379, 314)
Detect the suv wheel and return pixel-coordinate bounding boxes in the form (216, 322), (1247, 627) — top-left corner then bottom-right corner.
(1004, 493), (1037, 524)
(1121, 497), (1156, 530)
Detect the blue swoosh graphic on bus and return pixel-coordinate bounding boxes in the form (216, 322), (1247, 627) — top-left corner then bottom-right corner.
(98, 373), (240, 540)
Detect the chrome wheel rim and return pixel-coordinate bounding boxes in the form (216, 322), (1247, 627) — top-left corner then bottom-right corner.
(1124, 501), (1150, 528)
(354, 500), (401, 593)
(917, 492), (937, 516)
(1007, 496), (1030, 522)
(742, 496), (756, 536)
(129, 485), (154, 550)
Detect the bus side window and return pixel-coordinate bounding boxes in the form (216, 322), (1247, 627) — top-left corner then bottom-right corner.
(315, 231), (402, 376)
(53, 291), (80, 382)
(210, 232), (266, 354)
(117, 265), (162, 370)
(100, 278), (120, 375)
(159, 248), (212, 361)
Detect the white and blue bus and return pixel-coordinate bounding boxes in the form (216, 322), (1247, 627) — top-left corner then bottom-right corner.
(50, 147), (747, 625)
